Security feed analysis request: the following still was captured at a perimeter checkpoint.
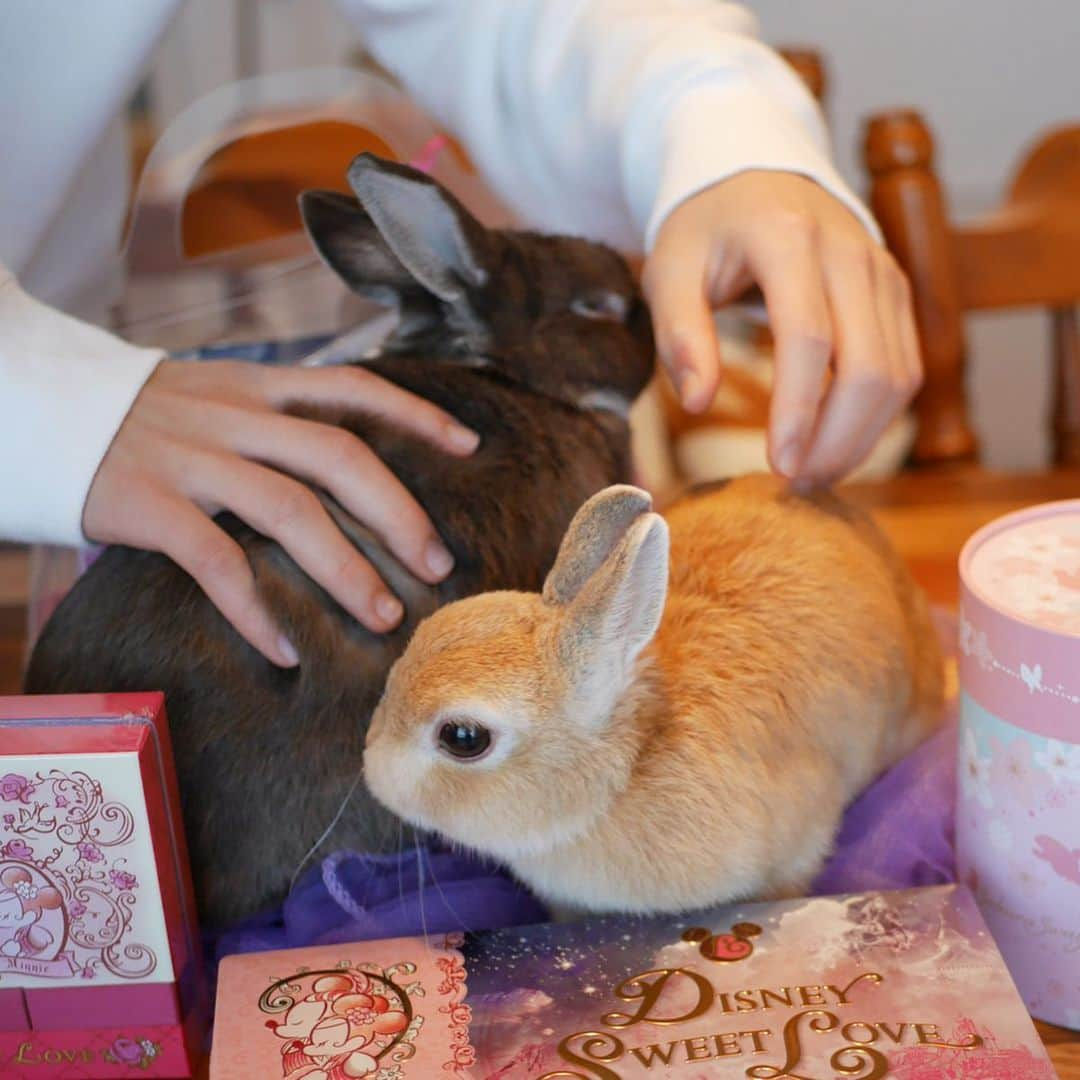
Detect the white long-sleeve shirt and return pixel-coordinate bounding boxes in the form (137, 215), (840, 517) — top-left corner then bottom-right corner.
(0, 0), (875, 547)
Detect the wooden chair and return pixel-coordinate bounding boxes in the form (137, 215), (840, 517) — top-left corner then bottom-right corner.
(864, 111), (1080, 467)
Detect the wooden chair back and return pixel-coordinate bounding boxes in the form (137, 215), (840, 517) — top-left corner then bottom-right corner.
(865, 111), (1080, 466)
(180, 120), (476, 259)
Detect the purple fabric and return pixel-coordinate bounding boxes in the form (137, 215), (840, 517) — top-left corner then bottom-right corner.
(211, 846), (548, 964)
(811, 715), (958, 895)
(210, 716), (958, 969)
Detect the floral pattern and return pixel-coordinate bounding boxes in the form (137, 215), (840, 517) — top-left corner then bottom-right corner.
(0, 765), (157, 982)
(967, 510), (1080, 634)
(0, 838), (33, 860)
(959, 694), (1080, 1028)
(104, 1035), (161, 1070)
(0, 774), (35, 804)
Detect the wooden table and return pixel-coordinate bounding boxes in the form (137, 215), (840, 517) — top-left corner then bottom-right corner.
(2, 467), (1078, 1076)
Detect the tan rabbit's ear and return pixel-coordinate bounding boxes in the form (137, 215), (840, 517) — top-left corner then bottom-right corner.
(542, 485), (653, 607)
(555, 504), (669, 724)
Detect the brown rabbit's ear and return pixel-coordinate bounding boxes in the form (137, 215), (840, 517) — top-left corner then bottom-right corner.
(555, 503), (669, 723)
(299, 188), (421, 299)
(346, 153), (490, 303)
(542, 486), (654, 607)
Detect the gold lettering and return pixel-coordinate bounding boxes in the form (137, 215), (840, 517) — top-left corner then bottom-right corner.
(877, 1021), (910, 1044)
(9, 1042), (94, 1068)
(760, 988), (795, 1010)
(733, 989), (758, 1013)
(914, 1023), (984, 1050)
(829, 972), (884, 1005)
(712, 1032), (743, 1056)
(602, 968), (713, 1028)
(744, 1029), (771, 1053)
(627, 1040), (677, 1067)
(684, 1036), (711, 1061)
(746, 1009), (840, 1079)
(542, 1030), (625, 1080)
(839, 1021), (879, 1044)
(797, 986), (827, 1007)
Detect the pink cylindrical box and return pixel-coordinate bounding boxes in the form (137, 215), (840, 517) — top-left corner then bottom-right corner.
(958, 499), (1080, 1030)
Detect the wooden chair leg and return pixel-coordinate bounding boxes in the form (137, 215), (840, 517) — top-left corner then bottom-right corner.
(1052, 306), (1080, 466)
(864, 111), (978, 466)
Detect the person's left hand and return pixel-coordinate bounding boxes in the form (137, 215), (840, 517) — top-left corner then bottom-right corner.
(642, 170), (923, 485)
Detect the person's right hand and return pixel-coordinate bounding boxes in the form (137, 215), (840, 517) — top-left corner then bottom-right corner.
(82, 360), (480, 667)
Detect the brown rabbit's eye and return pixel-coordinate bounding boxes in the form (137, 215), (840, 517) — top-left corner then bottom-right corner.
(571, 291), (629, 322)
(438, 720), (492, 760)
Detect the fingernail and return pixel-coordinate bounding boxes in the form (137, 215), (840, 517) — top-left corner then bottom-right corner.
(447, 425), (480, 453)
(277, 635), (300, 668)
(425, 539), (455, 579)
(776, 439), (804, 478)
(678, 369), (703, 409)
(375, 592), (403, 627)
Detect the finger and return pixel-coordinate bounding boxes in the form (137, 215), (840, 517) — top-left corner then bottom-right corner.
(642, 233), (721, 412)
(746, 221), (834, 478)
(840, 256), (921, 473)
(186, 452), (406, 634)
(797, 247), (894, 482)
(260, 365), (480, 456)
(147, 493), (297, 667)
(891, 262), (925, 394)
(226, 410), (455, 584)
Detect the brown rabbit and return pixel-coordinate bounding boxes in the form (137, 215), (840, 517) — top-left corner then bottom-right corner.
(365, 476), (944, 915)
(25, 154), (654, 928)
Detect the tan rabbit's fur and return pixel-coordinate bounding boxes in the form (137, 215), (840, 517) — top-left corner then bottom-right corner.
(365, 474), (943, 915)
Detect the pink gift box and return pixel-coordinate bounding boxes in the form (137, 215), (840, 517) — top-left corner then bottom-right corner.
(0, 693), (205, 1076)
(0, 989), (29, 1032)
(958, 499), (1080, 1030)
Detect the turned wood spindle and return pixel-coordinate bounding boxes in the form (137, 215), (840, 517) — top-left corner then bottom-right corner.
(864, 110), (978, 465)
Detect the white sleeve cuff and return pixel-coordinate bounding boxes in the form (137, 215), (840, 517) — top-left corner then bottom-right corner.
(635, 81), (882, 251)
(0, 269), (164, 546)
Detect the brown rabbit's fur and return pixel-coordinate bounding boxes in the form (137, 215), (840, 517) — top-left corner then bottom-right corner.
(365, 475), (944, 915)
(24, 155), (654, 927)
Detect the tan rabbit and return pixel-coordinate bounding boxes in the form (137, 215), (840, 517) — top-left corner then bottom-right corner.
(364, 475), (944, 916)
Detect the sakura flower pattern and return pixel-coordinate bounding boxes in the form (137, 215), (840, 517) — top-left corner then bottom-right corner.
(959, 729), (994, 810)
(1033, 739), (1080, 785)
(967, 509), (1080, 633)
(990, 736), (1036, 805)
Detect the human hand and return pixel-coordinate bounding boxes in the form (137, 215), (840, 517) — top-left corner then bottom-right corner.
(82, 360), (479, 667)
(642, 171), (922, 484)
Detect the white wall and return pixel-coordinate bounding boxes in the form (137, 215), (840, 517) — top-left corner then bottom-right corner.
(144, 0), (1080, 469)
(750, 0), (1080, 469)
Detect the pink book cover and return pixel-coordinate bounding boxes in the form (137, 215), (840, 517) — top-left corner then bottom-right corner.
(211, 884), (1055, 1078)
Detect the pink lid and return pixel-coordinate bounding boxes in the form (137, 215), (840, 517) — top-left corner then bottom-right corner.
(959, 500), (1080, 740)
(964, 501), (1080, 636)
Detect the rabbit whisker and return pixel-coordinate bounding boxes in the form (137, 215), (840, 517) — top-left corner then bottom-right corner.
(288, 772), (364, 898)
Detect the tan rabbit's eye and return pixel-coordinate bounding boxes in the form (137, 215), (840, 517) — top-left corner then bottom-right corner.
(571, 291), (629, 322)
(437, 720), (492, 760)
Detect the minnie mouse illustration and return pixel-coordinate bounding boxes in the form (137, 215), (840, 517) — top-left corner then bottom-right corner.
(682, 921), (763, 962)
(266, 972), (410, 1079)
(0, 865), (63, 960)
